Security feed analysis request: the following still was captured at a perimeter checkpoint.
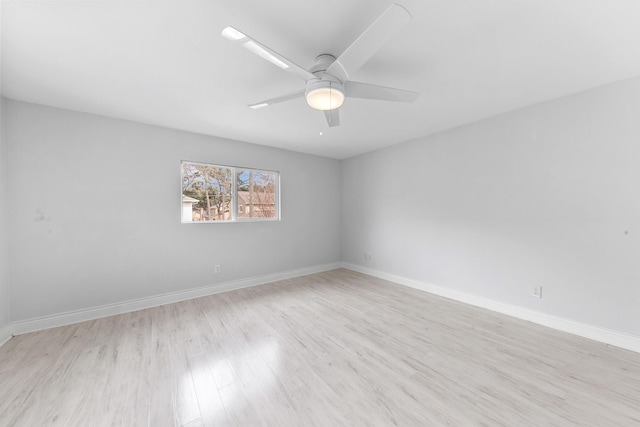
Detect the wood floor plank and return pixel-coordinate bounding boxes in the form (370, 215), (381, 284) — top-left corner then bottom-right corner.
(1, 268), (640, 426)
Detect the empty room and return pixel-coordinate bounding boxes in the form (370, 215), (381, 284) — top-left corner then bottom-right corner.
(1, 1), (640, 426)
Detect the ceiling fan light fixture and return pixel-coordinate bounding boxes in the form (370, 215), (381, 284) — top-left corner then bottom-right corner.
(306, 80), (345, 111)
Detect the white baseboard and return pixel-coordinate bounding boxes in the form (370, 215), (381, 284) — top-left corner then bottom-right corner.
(0, 323), (12, 347)
(342, 262), (640, 354)
(7, 262), (342, 338)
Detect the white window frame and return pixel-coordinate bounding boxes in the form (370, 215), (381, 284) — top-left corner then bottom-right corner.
(181, 160), (280, 223)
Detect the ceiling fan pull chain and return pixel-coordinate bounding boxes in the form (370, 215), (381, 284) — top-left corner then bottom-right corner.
(329, 81), (333, 111)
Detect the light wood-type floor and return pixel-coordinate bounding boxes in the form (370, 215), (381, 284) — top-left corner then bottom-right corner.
(1, 269), (640, 426)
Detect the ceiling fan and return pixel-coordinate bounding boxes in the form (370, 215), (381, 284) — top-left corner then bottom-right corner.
(222, 3), (419, 127)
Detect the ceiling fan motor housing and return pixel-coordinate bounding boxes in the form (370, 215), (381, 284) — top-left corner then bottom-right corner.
(306, 54), (345, 111)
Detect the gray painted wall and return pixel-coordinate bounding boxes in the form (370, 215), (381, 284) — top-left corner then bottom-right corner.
(342, 75), (640, 336)
(0, 7), (10, 332)
(5, 100), (341, 321)
(0, 98), (10, 330)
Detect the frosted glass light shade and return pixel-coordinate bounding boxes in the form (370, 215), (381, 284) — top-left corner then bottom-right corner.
(306, 81), (345, 111)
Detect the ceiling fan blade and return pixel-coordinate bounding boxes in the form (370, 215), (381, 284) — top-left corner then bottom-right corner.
(324, 109), (340, 127)
(248, 90), (305, 109)
(222, 27), (315, 81)
(345, 81), (419, 102)
(326, 4), (411, 82)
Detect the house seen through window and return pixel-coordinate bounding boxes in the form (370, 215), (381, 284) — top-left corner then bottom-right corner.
(181, 161), (279, 222)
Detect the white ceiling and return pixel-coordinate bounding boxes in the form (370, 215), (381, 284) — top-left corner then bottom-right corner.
(3, 0), (640, 159)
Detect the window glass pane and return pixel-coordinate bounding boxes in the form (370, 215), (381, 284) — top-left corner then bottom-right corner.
(236, 170), (278, 219)
(182, 162), (233, 222)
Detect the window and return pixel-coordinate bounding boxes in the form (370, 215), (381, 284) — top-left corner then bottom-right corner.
(236, 169), (278, 219)
(181, 161), (279, 223)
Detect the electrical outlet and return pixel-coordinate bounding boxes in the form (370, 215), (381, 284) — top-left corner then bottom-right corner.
(532, 286), (542, 298)
(215, 264), (221, 273)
